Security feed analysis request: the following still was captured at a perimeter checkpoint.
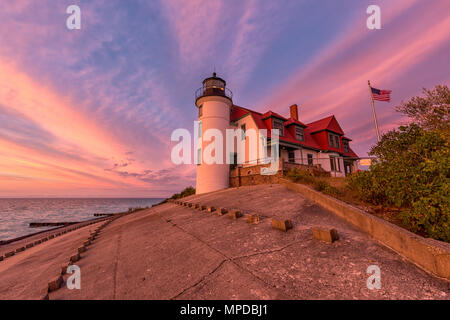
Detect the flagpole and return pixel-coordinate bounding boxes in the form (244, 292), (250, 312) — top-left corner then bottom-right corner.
(368, 80), (381, 142)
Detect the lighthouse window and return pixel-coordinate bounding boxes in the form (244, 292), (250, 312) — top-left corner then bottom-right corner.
(198, 122), (202, 138)
(198, 104), (203, 117)
(197, 148), (202, 165)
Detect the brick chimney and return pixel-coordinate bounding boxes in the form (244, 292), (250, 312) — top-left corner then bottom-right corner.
(289, 104), (298, 120)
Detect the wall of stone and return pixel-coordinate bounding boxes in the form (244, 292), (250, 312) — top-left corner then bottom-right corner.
(229, 160), (284, 187)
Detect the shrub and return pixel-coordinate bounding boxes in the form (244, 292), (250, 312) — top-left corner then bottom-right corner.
(349, 125), (449, 242)
(286, 168), (314, 184)
(170, 186), (196, 199)
(312, 179), (328, 192)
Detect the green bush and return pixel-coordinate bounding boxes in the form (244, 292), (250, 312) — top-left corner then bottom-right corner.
(312, 179), (328, 191)
(349, 125), (449, 242)
(170, 186), (196, 199)
(286, 168), (314, 184)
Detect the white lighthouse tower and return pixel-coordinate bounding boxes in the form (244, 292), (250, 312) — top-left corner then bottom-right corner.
(195, 73), (233, 194)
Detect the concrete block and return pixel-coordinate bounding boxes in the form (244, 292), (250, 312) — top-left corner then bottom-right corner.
(47, 276), (63, 292)
(0, 255), (3, 262)
(78, 246), (86, 254)
(49, 234), (55, 239)
(5, 251), (15, 258)
(84, 240), (91, 246)
(199, 205), (206, 211)
(207, 206), (216, 213)
(188, 203), (193, 208)
(15, 247), (25, 253)
(70, 253), (80, 263)
(42, 237), (48, 242)
(229, 209), (243, 219)
(217, 208), (228, 215)
(246, 214), (261, 224)
(25, 243), (34, 249)
(312, 227), (339, 243)
(193, 203), (200, 209)
(34, 240), (42, 245)
(271, 219), (293, 232)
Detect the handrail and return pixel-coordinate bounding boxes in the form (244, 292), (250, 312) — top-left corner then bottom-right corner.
(195, 85), (233, 101)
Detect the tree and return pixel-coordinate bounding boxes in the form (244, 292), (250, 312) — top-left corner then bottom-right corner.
(395, 85), (450, 131)
(349, 84), (450, 242)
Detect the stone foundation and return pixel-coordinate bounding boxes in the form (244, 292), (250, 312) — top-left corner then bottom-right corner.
(229, 160), (329, 188)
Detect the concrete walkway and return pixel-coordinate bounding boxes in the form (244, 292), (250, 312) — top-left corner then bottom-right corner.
(1, 185), (449, 299)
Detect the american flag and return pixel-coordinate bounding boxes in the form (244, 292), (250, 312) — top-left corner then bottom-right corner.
(371, 87), (392, 102)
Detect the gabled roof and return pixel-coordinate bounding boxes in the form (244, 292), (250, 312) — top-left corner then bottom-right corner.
(231, 106), (321, 150)
(284, 118), (307, 127)
(230, 105), (358, 157)
(306, 115), (344, 135)
(345, 147), (359, 158)
(261, 111), (287, 121)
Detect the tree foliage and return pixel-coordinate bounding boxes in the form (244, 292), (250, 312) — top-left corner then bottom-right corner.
(395, 85), (449, 131)
(349, 85), (450, 242)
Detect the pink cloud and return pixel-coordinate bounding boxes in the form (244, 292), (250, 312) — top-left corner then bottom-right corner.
(256, 0), (450, 156)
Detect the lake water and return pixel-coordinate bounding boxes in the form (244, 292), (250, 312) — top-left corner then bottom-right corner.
(0, 198), (164, 241)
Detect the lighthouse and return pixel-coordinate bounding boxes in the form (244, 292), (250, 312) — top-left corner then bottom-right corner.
(195, 73), (233, 194)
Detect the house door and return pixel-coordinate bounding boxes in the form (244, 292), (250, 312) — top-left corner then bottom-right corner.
(307, 154), (313, 166)
(344, 161), (353, 176)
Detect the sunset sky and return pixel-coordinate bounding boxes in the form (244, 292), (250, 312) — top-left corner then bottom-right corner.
(0, 0), (449, 197)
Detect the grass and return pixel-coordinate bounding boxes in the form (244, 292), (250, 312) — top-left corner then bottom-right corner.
(285, 168), (405, 229)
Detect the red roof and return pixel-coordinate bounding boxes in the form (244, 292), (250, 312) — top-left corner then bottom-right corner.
(261, 111), (286, 120)
(284, 118), (307, 127)
(230, 105), (358, 157)
(306, 115), (344, 135)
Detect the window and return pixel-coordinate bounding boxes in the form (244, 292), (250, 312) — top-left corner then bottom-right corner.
(330, 156), (336, 171)
(273, 119), (284, 136)
(230, 152), (237, 169)
(288, 150), (295, 163)
(241, 124), (246, 140)
(329, 133), (340, 148)
(330, 156), (341, 172)
(198, 122), (202, 138)
(343, 140), (350, 153)
(198, 104), (203, 117)
(197, 148), (202, 165)
(307, 154), (313, 166)
(295, 127), (304, 141)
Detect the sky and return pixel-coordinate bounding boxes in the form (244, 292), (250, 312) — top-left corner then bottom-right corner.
(0, 0), (449, 198)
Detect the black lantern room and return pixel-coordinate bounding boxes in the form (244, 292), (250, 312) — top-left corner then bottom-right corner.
(195, 73), (232, 103)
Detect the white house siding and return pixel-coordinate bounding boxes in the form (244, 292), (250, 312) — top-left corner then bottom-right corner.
(233, 115), (262, 166)
(318, 152), (346, 177)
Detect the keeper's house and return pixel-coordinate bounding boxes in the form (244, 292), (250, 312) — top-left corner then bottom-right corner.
(195, 73), (359, 194)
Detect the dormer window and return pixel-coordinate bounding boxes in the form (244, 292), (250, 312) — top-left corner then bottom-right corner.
(295, 127), (304, 141)
(273, 119), (284, 136)
(343, 140), (350, 153)
(329, 132), (340, 148)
